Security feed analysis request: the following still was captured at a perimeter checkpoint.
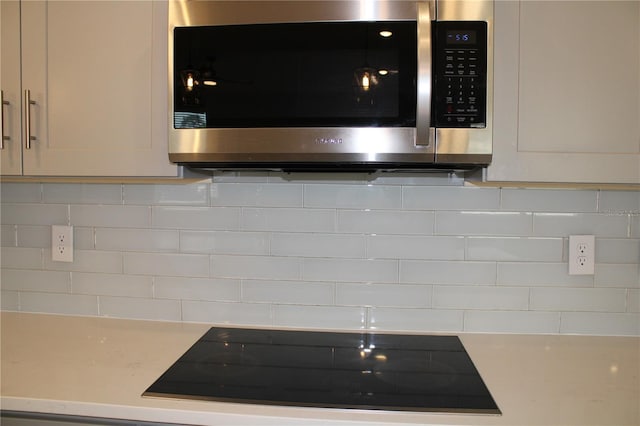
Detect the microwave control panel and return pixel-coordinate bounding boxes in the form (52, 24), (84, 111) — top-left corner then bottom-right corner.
(433, 21), (488, 128)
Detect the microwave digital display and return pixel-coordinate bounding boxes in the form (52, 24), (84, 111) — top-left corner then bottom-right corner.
(446, 30), (477, 44)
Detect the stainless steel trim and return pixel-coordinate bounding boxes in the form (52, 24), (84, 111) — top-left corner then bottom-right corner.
(1, 90), (9, 149)
(24, 90), (36, 150)
(416, 1), (434, 148)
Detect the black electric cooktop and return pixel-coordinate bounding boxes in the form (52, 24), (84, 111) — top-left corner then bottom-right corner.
(144, 327), (500, 414)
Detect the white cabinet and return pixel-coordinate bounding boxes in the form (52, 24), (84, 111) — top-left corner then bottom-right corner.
(1, 1), (177, 177)
(487, 0), (640, 183)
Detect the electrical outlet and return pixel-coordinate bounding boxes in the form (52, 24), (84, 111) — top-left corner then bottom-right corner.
(569, 235), (594, 275)
(52, 225), (73, 262)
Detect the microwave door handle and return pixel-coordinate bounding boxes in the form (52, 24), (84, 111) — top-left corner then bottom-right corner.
(416, 1), (435, 147)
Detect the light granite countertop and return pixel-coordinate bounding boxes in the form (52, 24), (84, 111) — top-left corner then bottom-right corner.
(1, 312), (638, 425)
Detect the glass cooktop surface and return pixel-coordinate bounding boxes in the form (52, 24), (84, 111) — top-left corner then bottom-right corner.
(143, 327), (500, 414)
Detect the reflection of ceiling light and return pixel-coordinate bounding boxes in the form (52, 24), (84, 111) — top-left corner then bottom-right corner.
(186, 73), (195, 91)
(354, 67), (379, 92)
(379, 30), (393, 38)
(203, 80), (217, 86)
(378, 69), (389, 76)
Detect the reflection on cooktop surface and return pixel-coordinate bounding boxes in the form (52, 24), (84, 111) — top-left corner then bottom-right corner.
(143, 328), (500, 414)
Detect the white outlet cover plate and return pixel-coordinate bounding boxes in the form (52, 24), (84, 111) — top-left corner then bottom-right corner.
(569, 235), (595, 275)
(52, 225), (73, 262)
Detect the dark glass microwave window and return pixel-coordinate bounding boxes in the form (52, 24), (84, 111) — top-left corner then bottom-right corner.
(173, 21), (417, 129)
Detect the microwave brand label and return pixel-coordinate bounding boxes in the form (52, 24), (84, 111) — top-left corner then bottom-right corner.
(315, 137), (343, 145)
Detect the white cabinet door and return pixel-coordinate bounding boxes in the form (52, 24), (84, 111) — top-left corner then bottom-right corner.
(0, 0), (23, 175)
(487, 0), (640, 183)
(10, 1), (177, 177)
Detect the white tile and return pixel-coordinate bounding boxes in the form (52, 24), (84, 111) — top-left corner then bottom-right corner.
(337, 210), (434, 235)
(210, 182), (303, 207)
(0, 183), (41, 202)
(152, 206), (240, 230)
(595, 264), (639, 288)
(369, 308), (464, 332)
(1, 225), (16, 246)
(95, 228), (179, 252)
(100, 296), (181, 321)
(273, 305), (367, 329)
(531, 287), (627, 312)
(74, 227), (95, 250)
(1, 291), (19, 310)
(71, 205), (150, 228)
(0, 247), (43, 269)
(371, 172), (464, 186)
(124, 252), (209, 278)
(15, 225), (50, 248)
(501, 188), (597, 212)
(403, 186), (500, 210)
(433, 285), (530, 310)
(211, 255), (301, 280)
(242, 280), (334, 305)
(180, 231), (269, 255)
(367, 235), (464, 260)
(124, 183), (209, 206)
(400, 260), (496, 285)
(1, 203), (68, 225)
(154, 277), (240, 302)
(336, 283), (431, 308)
(598, 190), (640, 215)
(21, 292), (98, 316)
(595, 238), (640, 263)
(632, 215), (640, 238)
(467, 237), (563, 261)
(241, 208), (335, 232)
(0, 269), (70, 292)
(43, 183), (122, 204)
(302, 258), (398, 283)
(498, 262), (594, 287)
(628, 289), (639, 313)
(464, 310), (561, 334)
(533, 213), (629, 237)
(182, 300), (272, 325)
(304, 184), (402, 209)
(72, 272), (153, 298)
(211, 171), (269, 182)
(560, 312), (640, 335)
(435, 211), (533, 236)
(270, 172), (373, 184)
(271, 233), (365, 258)
(45, 250), (123, 274)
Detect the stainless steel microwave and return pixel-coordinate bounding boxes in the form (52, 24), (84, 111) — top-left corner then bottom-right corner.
(168, 0), (493, 172)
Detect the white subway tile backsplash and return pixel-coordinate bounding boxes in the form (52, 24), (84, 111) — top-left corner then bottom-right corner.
(182, 300), (272, 325)
(124, 252), (209, 277)
(370, 308), (464, 332)
(1, 181), (638, 336)
(531, 287), (627, 312)
(95, 228), (179, 252)
(302, 258), (398, 283)
(124, 184), (209, 206)
(271, 233), (365, 258)
(501, 188), (597, 212)
(43, 184), (122, 204)
(304, 184), (402, 209)
(211, 183), (303, 207)
(433, 285), (530, 310)
(464, 310), (561, 334)
(242, 280), (334, 305)
(180, 231), (269, 255)
(71, 205), (150, 228)
(273, 305), (366, 329)
(403, 186), (500, 210)
(400, 260), (496, 285)
(154, 277), (240, 302)
(72, 272), (153, 298)
(337, 210), (434, 235)
(467, 237), (563, 262)
(367, 235), (464, 260)
(336, 283), (431, 308)
(100, 296), (181, 321)
(241, 208), (335, 233)
(533, 213), (629, 237)
(153, 206), (240, 230)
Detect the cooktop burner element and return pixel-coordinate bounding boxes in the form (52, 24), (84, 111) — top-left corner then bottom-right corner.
(143, 328), (500, 414)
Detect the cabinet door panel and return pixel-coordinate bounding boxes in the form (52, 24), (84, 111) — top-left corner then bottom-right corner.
(488, 0), (640, 183)
(1, 0), (24, 175)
